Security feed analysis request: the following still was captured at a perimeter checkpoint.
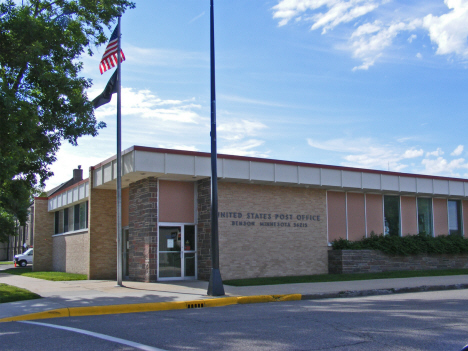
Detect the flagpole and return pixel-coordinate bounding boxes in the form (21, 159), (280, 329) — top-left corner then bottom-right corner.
(116, 16), (123, 287)
(207, 0), (225, 296)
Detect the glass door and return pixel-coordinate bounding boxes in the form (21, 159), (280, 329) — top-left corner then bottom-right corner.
(158, 224), (196, 280)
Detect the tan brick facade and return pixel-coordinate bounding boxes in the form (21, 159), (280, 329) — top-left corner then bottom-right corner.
(33, 199), (55, 271)
(217, 183), (328, 280)
(88, 172), (117, 279)
(52, 232), (89, 275)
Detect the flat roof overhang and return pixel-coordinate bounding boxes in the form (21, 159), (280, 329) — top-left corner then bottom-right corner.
(90, 146), (468, 198)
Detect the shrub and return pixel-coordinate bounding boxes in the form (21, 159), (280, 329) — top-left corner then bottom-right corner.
(331, 232), (468, 256)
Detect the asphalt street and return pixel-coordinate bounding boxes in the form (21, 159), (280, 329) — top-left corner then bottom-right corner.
(1, 289), (468, 351)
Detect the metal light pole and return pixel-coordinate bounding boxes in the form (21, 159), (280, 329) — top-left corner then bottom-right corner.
(207, 0), (225, 296)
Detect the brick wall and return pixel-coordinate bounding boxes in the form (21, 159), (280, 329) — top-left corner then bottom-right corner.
(33, 198), (54, 271)
(88, 171), (117, 279)
(52, 232), (89, 275)
(128, 177), (158, 282)
(217, 183), (328, 280)
(329, 249), (468, 274)
(197, 178), (212, 281)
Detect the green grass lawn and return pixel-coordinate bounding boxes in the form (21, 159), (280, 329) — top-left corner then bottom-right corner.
(223, 268), (468, 286)
(0, 261), (13, 265)
(1, 267), (88, 281)
(0, 283), (41, 303)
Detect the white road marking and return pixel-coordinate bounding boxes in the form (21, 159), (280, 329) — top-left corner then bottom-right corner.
(20, 320), (168, 351)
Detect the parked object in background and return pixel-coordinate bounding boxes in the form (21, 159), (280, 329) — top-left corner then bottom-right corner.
(14, 248), (33, 267)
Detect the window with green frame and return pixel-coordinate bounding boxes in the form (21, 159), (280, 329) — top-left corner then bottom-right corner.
(384, 195), (400, 236)
(417, 198), (433, 236)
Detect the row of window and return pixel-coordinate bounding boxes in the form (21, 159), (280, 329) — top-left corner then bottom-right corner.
(384, 196), (462, 236)
(54, 201), (88, 235)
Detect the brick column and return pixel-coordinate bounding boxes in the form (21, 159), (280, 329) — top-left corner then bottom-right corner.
(128, 177), (158, 282)
(197, 178), (212, 280)
(88, 170), (116, 280)
(32, 198), (54, 271)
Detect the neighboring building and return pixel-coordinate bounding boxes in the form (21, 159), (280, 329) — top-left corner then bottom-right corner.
(0, 204), (34, 261)
(0, 166), (85, 261)
(32, 146), (468, 281)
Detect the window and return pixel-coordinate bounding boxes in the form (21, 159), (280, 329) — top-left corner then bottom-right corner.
(54, 211), (60, 234)
(74, 204), (80, 231)
(448, 200), (462, 236)
(68, 207), (74, 232)
(64, 208), (69, 232)
(384, 195), (400, 236)
(80, 202), (87, 229)
(417, 198), (433, 236)
(60, 201), (88, 234)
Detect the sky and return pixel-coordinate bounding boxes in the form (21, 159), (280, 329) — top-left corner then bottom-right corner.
(47, 0), (468, 189)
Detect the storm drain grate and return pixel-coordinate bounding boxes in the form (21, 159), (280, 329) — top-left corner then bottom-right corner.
(187, 303), (205, 309)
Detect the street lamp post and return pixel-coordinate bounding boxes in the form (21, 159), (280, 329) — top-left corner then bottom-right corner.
(207, 0), (225, 296)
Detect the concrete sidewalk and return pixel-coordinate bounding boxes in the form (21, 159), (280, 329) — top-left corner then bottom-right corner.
(1, 265), (468, 322)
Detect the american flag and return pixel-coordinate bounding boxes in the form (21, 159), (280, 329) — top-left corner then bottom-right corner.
(99, 25), (125, 74)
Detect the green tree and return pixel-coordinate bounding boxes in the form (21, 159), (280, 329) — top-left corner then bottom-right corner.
(0, 0), (135, 241)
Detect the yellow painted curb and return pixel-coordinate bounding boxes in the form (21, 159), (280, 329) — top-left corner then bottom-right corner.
(0, 308), (70, 322)
(237, 294), (301, 304)
(274, 294), (302, 301)
(203, 297), (239, 308)
(0, 294), (302, 323)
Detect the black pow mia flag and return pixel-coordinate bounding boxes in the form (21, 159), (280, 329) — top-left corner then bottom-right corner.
(92, 70), (118, 109)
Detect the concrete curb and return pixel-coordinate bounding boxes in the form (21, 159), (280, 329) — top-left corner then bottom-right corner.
(1, 284), (467, 323)
(301, 283), (468, 300)
(0, 294), (302, 323)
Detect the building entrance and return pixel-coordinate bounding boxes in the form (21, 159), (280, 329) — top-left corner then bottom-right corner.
(158, 224), (196, 280)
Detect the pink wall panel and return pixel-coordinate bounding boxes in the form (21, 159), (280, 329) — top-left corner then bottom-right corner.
(366, 194), (383, 235)
(347, 192), (366, 241)
(327, 191), (346, 242)
(433, 198), (448, 236)
(401, 196), (417, 236)
(159, 180), (195, 223)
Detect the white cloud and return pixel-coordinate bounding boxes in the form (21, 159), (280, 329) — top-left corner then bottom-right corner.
(426, 147), (444, 157)
(46, 143), (112, 190)
(416, 52), (423, 58)
(311, 1), (379, 34)
(423, 0), (468, 57)
(451, 144), (464, 155)
(350, 19), (422, 70)
(307, 137), (468, 177)
(402, 148), (424, 158)
(307, 137), (423, 171)
(92, 87), (204, 124)
(272, 0), (381, 33)
(219, 94), (289, 108)
(218, 120), (268, 141)
(421, 156), (468, 175)
(219, 139), (270, 158)
(123, 44), (207, 68)
(188, 11), (205, 24)
(272, 0), (468, 69)
(408, 34), (417, 43)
